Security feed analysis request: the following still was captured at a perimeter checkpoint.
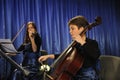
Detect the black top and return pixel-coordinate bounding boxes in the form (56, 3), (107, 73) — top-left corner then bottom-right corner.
(18, 33), (41, 67)
(17, 33), (41, 53)
(54, 38), (101, 68)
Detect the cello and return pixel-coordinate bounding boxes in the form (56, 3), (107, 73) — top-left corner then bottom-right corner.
(48, 16), (102, 80)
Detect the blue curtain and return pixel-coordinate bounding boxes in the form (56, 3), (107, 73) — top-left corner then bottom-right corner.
(0, 0), (120, 79)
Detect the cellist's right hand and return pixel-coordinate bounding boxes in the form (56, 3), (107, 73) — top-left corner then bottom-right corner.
(38, 55), (49, 62)
(38, 54), (55, 62)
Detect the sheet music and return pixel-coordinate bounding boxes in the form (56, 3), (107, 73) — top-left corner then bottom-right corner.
(0, 39), (17, 53)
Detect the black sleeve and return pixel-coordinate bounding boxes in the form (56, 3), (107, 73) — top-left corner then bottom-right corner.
(54, 54), (60, 59)
(17, 44), (25, 51)
(82, 39), (101, 60)
(35, 33), (42, 52)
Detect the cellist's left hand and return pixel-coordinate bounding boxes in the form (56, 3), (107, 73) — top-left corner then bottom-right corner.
(72, 34), (86, 46)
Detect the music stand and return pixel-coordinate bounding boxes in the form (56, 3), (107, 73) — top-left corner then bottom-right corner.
(0, 39), (30, 76)
(0, 39), (17, 56)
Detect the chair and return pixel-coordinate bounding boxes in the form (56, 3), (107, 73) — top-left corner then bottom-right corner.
(99, 55), (120, 80)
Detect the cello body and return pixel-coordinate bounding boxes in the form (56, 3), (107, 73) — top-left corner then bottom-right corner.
(50, 47), (84, 80)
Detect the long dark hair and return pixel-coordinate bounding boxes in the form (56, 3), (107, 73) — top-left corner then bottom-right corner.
(24, 21), (37, 43)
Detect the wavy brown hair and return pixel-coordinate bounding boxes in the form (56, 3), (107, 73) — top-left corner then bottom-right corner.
(24, 21), (37, 43)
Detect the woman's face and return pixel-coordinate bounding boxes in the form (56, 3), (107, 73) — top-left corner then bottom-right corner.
(69, 24), (84, 39)
(27, 24), (36, 33)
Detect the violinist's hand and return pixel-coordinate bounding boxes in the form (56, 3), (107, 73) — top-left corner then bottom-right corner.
(29, 31), (35, 39)
(28, 31), (33, 38)
(72, 34), (86, 45)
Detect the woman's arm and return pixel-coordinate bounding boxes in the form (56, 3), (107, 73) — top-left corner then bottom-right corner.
(38, 54), (55, 62)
